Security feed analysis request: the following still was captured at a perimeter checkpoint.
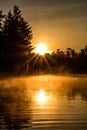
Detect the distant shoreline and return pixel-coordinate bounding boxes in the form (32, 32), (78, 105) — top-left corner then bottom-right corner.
(0, 72), (87, 80)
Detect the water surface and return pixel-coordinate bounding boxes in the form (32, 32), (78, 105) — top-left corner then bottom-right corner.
(0, 75), (87, 130)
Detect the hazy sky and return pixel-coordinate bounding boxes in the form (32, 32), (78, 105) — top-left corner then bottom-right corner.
(0, 0), (87, 51)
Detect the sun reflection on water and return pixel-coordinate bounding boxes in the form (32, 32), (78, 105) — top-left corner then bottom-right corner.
(35, 89), (47, 105)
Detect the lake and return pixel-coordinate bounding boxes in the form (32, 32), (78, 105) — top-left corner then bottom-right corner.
(0, 75), (87, 130)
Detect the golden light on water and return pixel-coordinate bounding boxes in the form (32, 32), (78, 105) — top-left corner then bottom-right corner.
(33, 88), (58, 112)
(34, 43), (48, 55)
(36, 89), (47, 104)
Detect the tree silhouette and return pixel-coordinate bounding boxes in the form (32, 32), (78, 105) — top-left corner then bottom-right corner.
(84, 46), (87, 56)
(1, 5), (34, 74)
(0, 10), (5, 30)
(3, 5), (33, 55)
(0, 10), (5, 56)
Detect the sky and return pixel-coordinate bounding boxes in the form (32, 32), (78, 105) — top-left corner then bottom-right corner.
(0, 0), (87, 51)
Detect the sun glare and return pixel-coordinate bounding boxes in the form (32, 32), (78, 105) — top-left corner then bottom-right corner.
(35, 43), (48, 55)
(35, 89), (47, 104)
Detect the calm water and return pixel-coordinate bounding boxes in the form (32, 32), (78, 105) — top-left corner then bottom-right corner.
(0, 75), (87, 130)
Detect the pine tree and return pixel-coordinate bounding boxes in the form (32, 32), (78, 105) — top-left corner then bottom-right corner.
(0, 10), (5, 56)
(1, 5), (34, 74)
(3, 5), (33, 55)
(0, 10), (5, 30)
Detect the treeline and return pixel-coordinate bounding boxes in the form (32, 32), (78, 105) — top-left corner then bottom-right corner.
(28, 46), (87, 75)
(0, 6), (87, 76)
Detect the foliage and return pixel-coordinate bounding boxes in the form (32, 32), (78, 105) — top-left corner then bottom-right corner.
(2, 5), (33, 55)
(0, 10), (5, 55)
(28, 46), (87, 75)
(0, 5), (34, 74)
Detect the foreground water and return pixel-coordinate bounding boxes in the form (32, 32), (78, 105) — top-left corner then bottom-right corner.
(0, 75), (87, 130)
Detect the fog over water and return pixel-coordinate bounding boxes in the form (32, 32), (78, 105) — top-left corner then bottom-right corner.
(0, 75), (87, 129)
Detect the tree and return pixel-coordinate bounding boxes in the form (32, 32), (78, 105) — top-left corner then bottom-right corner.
(0, 10), (5, 30)
(0, 10), (5, 56)
(66, 48), (76, 58)
(1, 5), (34, 74)
(66, 48), (71, 57)
(84, 46), (87, 56)
(3, 5), (33, 55)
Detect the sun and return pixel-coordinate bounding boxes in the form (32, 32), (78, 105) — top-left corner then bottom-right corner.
(35, 43), (48, 55)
